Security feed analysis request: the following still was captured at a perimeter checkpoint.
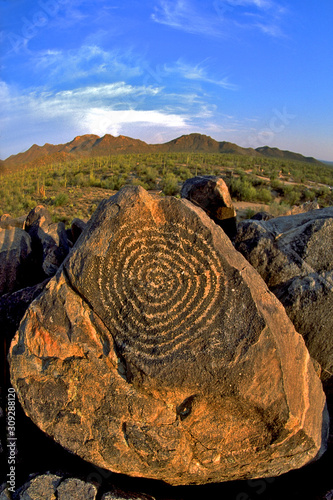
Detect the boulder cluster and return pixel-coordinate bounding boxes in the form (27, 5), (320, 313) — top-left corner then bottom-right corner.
(0, 176), (332, 498)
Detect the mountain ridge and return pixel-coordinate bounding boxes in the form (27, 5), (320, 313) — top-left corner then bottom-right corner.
(1, 133), (323, 173)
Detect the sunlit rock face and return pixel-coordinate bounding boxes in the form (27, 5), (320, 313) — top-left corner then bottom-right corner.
(10, 186), (328, 486)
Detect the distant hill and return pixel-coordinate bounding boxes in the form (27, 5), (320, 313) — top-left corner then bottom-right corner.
(255, 146), (321, 165)
(321, 160), (333, 167)
(1, 133), (323, 173)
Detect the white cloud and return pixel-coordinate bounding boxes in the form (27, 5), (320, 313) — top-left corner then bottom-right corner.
(83, 109), (187, 136)
(0, 81), (190, 157)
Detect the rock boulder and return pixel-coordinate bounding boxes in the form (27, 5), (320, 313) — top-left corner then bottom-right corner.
(0, 228), (33, 296)
(10, 186), (327, 486)
(235, 207), (333, 391)
(181, 176), (237, 238)
(25, 205), (69, 278)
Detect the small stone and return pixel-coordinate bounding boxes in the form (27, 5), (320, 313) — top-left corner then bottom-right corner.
(15, 473), (62, 500)
(0, 484), (11, 500)
(57, 478), (98, 500)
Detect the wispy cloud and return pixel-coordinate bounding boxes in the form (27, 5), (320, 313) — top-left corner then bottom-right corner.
(164, 60), (239, 90)
(152, 0), (288, 38)
(151, 1), (224, 37)
(32, 45), (144, 84)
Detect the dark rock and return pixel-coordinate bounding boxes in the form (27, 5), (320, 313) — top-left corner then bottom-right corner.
(0, 280), (51, 486)
(25, 205), (70, 278)
(181, 175), (237, 238)
(0, 228), (33, 296)
(235, 207), (333, 392)
(250, 211), (274, 221)
(0, 280), (50, 342)
(10, 186), (327, 486)
(0, 484), (11, 499)
(70, 218), (87, 245)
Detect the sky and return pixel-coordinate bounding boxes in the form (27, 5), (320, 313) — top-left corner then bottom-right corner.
(0, 0), (332, 161)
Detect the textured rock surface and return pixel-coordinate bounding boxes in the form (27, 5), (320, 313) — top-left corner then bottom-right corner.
(284, 201), (320, 216)
(14, 473), (62, 500)
(102, 488), (155, 500)
(56, 477), (98, 499)
(235, 207), (333, 390)
(0, 214), (26, 230)
(25, 205), (69, 278)
(0, 228), (33, 296)
(10, 186), (327, 486)
(12, 473), (98, 500)
(181, 175), (237, 238)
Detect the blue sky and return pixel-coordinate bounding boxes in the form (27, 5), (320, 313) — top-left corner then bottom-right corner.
(0, 0), (332, 160)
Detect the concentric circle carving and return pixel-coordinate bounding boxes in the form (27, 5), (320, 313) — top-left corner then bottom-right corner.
(97, 223), (226, 359)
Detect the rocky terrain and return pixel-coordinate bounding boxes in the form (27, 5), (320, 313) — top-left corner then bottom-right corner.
(0, 178), (332, 499)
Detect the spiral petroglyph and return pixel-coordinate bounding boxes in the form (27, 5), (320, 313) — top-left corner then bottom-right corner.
(97, 223), (226, 359)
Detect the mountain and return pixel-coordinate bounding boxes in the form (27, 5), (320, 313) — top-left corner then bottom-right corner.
(1, 133), (323, 173)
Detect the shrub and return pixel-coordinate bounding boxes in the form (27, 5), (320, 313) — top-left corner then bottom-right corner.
(257, 188), (273, 204)
(161, 173), (180, 196)
(130, 178), (150, 190)
(230, 177), (257, 202)
(283, 185), (302, 205)
(54, 193), (69, 206)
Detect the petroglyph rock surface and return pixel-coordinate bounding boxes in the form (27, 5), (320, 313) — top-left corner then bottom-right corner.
(10, 186), (327, 485)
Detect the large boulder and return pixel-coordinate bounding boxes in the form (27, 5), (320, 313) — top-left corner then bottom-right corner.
(9, 186), (327, 486)
(234, 207), (333, 391)
(0, 228), (33, 296)
(181, 176), (237, 238)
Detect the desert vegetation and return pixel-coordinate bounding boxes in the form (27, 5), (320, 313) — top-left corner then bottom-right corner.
(1, 152), (333, 224)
